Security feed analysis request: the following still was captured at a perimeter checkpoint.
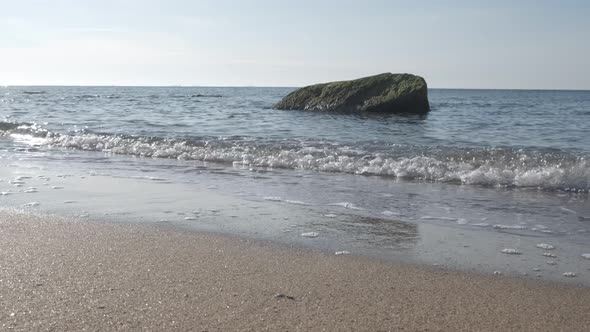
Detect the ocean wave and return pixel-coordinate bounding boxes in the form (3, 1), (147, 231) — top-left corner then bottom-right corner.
(191, 94), (223, 98)
(0, 121), (588, 191)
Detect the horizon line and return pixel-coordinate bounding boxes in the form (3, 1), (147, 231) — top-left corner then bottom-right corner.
(3, 84), (590, 92)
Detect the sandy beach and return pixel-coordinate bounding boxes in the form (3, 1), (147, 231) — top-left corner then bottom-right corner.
(0, 210), (589, 331)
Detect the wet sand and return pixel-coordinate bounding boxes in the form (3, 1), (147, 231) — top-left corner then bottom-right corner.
(1, 210), (590, 331)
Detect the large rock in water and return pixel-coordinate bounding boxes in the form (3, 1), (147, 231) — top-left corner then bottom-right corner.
(274, 73), (429, 114)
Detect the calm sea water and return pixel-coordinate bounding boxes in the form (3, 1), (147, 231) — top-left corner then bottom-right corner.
(1, 86), (590, 281)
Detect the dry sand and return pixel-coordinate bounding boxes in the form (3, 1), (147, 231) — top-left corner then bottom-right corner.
(1, 210), (589, 331)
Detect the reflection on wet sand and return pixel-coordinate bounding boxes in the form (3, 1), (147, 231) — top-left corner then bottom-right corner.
(309, 214), (418, 249)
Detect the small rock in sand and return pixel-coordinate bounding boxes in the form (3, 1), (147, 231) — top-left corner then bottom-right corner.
(275, 293), (295, 300)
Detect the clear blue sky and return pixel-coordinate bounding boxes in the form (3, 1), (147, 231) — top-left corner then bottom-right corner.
(1, 0), (589, 89)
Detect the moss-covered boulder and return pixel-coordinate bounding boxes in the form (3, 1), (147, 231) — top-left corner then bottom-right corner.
(274, 73), (429, 114)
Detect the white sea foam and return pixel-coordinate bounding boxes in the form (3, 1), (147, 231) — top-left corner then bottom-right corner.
(335, 251), (351, 255)
(560, 207), (577, 214)
(263, 196), (282, 201)
(543, 253), (557, 258)
(284, 200), (313, 206)
(301, 232), (319, 238)
(582, 254), (590, 260)
(493, 224), (527, 230)
(2, 123), (587, 191)
(381, 210), (399, 216)
(328, 202), (364, 210)
(563, 272), (577, 277)
(536, 243), (555, 250)
(146, 176), (166, 181)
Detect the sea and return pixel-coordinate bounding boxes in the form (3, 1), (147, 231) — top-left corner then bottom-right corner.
(1, 86), (589, 283)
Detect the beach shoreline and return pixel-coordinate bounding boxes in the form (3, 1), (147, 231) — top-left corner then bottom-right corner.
(1, 210), (589, 331)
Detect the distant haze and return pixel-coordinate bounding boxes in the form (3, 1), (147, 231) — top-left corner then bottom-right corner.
(1, 0), (589, 89)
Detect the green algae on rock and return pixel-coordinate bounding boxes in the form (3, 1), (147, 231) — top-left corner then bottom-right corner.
(274, 73), (429, 114)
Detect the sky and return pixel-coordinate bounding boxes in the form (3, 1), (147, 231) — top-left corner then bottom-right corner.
(1, 0), (589, 89)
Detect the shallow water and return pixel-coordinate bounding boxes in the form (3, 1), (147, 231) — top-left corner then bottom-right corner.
(1, 86), (589, 284)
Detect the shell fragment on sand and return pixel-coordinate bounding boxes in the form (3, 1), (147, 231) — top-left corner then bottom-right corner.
(501, 249), (521, 255)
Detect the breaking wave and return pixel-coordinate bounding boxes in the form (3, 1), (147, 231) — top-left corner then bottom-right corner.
(1, 121), (588, 191)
